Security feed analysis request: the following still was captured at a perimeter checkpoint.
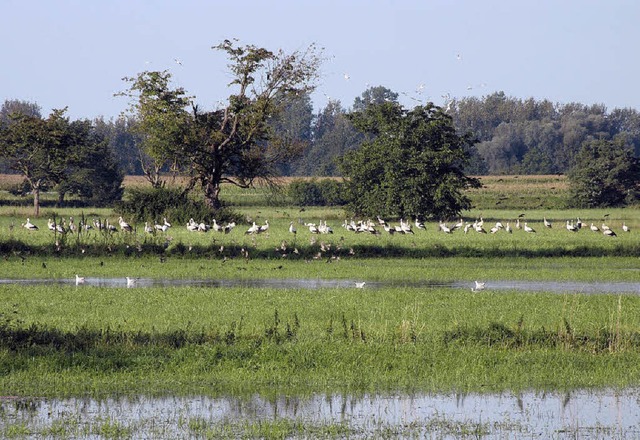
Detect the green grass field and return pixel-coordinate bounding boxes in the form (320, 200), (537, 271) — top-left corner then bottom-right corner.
(1, 175), (640, 400)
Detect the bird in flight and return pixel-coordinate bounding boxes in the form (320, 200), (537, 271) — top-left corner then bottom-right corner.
(174, 58), (183, 66)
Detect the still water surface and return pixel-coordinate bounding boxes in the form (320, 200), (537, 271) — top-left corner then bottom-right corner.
(2, 389), (639, 438)
(1, 277), (640, 293)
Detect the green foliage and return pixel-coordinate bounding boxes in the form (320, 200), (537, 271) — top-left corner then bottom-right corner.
(55, 120), (124, 207)
(93, 116), (142, 175)
(453, 93), (640, 175)
(568, 139), (640, 208)
(119, 70), (193, 188)
(293, 100), (362, 176)
(7, 179), (35, 197)
(116, 186), (241, 224)
(0, 99), (41, 126)
(340, 102), (480, 219)
(288, 179), (346, 206)
(0, 109), (71, 215)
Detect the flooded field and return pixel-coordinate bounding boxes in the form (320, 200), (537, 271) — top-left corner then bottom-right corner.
(1, 277), (640, 294)
(2, 389), (639, 438)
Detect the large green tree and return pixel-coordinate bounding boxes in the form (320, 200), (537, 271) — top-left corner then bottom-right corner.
(119, 70), (193, 188)
(270, 92), (314, 176)
(121, 40), (322, 209)
(295, 100), (362, 176)
(93, 116), (142, 176)
(55, 119), (124, 207)
(0, 99), (43, 173)
(184, 40), (322, 209)
(568, 138), (640, 208)
(340, 102), (480, 219)
(0, 99), (41, 125)
(0, 109), (70, 216)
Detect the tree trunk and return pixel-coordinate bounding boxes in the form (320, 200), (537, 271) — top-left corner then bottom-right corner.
(33, 187), (40, 217)
(57, 191), (65, 208)
(204, 180), (222, 210)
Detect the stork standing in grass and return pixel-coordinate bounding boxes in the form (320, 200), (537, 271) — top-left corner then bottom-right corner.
(118, 216), (133, 232)
(22, 218), (38, 231)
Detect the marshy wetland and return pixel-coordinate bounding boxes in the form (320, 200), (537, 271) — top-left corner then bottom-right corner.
(2, 175), (640, 438)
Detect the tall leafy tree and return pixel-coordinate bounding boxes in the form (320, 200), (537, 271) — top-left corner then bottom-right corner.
(0, 99), (43, 173)
(270, 92), (314, 176)
(183, 40), (322, 209)
(568, 139), (640, 207)
(340, 102), (480, 219)
(0, 109), (70, 216)
(55, 119), (124, 207)
(353, 85), (399, 111)
(119, 70), (193, 188)
(120, 40), (322, 209)
(93, 116), (142, 176)
(296, 99), (362, 176)
(0, 99), (41, 125)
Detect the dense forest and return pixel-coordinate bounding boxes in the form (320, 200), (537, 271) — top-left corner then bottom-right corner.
(108, 89), (640, 178)
(3, 89), (640, 178)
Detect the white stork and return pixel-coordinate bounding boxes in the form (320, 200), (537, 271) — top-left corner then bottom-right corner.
(566, 220), (578, 232)
(22, 218), (38, 231)
(118, 216), (132, 232)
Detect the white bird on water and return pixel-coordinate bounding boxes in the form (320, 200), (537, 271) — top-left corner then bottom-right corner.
(75, 274), (85, 285)
(355, 282), (366, 288)
(472, 281), (486, 292)
(126, 277), (138, 288)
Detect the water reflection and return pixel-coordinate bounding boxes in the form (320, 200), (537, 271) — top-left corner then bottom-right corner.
(1, 389), (638, 438)
(1, 277), (640, 294)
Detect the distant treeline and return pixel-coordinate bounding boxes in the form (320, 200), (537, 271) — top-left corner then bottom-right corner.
(3, 90), (639, 178)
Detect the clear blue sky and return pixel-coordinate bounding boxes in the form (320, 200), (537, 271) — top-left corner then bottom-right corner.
(2, 0), (638, 120)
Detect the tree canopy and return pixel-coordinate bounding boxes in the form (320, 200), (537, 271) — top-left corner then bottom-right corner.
(0, 108), (70, 215)
(340, 102), (480, 219)
(0, 103), (124, 214)
(568, 139), (640, 208)
(119, 70), (193, 188)
(121, 40), (323, 209)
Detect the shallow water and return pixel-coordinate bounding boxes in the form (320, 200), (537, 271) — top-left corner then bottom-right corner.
(1, 277), (640, 294)
(1, 389), (639, 438)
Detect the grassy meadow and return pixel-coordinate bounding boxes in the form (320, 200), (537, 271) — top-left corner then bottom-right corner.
(1, 174), (640, 400)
